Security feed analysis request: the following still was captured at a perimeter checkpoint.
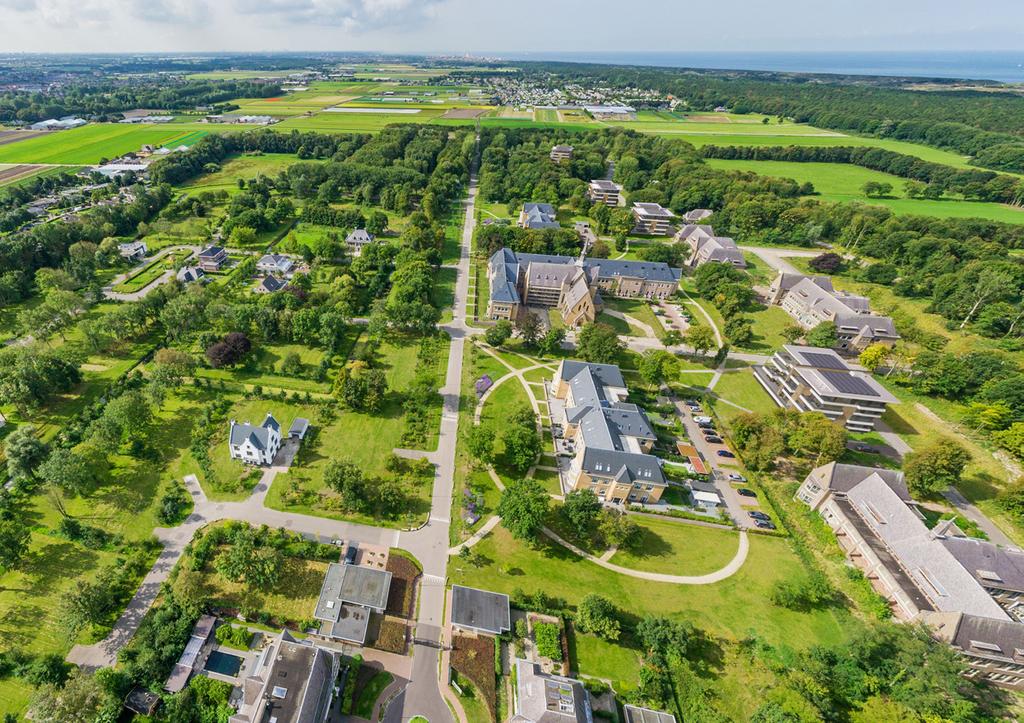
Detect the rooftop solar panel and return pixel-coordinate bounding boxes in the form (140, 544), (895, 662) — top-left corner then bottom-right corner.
(821, 371), (879, 397)
(799, 350), (848, 370)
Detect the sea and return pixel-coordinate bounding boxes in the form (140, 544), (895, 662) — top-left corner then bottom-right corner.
(497, 51), (1024, 84)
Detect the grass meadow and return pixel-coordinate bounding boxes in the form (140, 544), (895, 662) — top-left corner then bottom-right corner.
(0, 123), (216, 165)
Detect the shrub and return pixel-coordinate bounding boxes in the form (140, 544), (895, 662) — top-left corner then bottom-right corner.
(534, 622), (561, 660)
(215, 624), (253, 650)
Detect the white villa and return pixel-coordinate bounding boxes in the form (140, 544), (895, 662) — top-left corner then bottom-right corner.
(229, 413), (282, 465)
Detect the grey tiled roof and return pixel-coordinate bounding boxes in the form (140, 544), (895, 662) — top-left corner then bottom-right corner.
(951, 614), (1024, 664)
(229, 413), (280, 450)
(581, 447), (666, 486)
(940, 536), (1024, 593)
(819, 462), (910, 501)
(558, 360), (625, 389)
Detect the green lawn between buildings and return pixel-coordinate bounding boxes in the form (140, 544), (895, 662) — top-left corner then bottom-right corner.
(608, 515), (741, 575)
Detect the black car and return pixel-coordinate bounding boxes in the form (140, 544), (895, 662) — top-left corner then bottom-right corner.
(716, 450), (735, 458)
(344, 544), (358, 565)
(755, 519), (777, 530)
(684, 399), (701, 407)
(701, 428), (718, 436)
(737, 488), (757, 497)
(705, 436), (723, 444)
(748, 510), (770, 521)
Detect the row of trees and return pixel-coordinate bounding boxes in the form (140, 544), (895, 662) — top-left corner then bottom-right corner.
(700, 143), (1024, 204)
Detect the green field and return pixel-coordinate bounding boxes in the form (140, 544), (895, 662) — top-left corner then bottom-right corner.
(706, 158), (1024, 224)
(181, 152), (312, 193)
(534, 108), (559, 123)
(608, 516), (741, 575)
(0, 123), (214, 165)
(275, 108), (448, 133)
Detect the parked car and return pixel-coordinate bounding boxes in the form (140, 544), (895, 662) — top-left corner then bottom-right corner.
(727, 473), (746, 482)
(705, 436), (723, 444)
(344, 544), (358, 564)
(737, 488), (757, 497)
(716, 450), (735, 458)
(684, 399), (701, 407)
(694, 416), (713, 424)
(852, 443), (877, 453)
(701, 428), (719, 437)
(754, 519), (777, 530)
(748, 511), (770, 521)
(697, 421), (714, 429)
(687, 405), (702, 413)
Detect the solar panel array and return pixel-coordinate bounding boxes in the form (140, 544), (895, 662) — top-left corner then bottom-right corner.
(822, 371), (879, 397)
(797, 350), (848, 370)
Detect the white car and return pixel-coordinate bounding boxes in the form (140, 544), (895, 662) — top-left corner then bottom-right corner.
(693, 415), (713, 424)
(727, 473), (746, 482)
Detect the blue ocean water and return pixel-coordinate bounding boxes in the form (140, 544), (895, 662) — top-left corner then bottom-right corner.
(499, 51), (1024, 84)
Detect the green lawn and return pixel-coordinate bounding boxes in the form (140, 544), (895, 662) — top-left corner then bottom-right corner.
(194, 342), (331, 395)
(354, 670), (395, 719)
(705, 158), (1024, 224)
(609, 516), (741, 575)
(182, 153), (313, 193)
(448, 526), (850, 650)
(0, 123), (213, 165)
(742, 304), (796, 352)
(601, 297), (662, 336)
(711, 369), (779, 417)
(112, 250), (190, 293)
(432, 267), (458, 323)
(569, 631), (643, 692)
(532, 467), (562, 496)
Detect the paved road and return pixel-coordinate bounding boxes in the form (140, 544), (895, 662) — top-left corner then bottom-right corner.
(739, 245), (821, 275)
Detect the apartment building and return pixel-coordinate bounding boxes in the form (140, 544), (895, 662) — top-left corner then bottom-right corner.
(550, 144), (574, 163)
(552, 360), (667, 504)
(486, 248), (680, 326)
(798, 461), (1024, 690)
(682, 231), (746, 268)
(769, 272), (900, 352)
(631, 202), (675, 235)
(588, 179), (622, 207)
(754, 345), (896, 432)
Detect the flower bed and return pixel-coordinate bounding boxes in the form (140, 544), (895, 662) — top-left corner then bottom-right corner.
(451, 633), (497, 723)
(374, 616), (408, 654)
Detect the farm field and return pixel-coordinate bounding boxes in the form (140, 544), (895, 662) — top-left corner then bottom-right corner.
(0, 123), (215, 165)
(706, 158), (1024, 224)
(610, 111), (840, 136)
(275, 108), (448, 132)
(534, 107), (559, 122)
(0, 163), (59, 186)
(181, 152), (313, 193)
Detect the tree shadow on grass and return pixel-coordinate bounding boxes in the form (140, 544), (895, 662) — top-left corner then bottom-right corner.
(620, 528), (672, 561)
(21, 540), (100, 597)
(0, 601), (47, 648)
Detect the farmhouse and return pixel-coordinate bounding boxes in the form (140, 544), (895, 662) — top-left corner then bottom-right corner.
(345, 228), (374, 257)
(753, 345), (896, 432)
(257, 253), (295, 277)
(550, 144), (574, 163)
(313, 563), (393, 644)
(118, 241), (147, 261)
(631, 202), (675, 235)
(198, 245), (227, 272)
(229, 630), (339, 723)
(587, 179), (622, 207)
(486, 248), (680, 326)
(512, 659), (593, 723)
(552, 360), (667, 505)
(228, 413), (282, 465)
(769, 272), (899, 352)
(518, 202), (561, 230)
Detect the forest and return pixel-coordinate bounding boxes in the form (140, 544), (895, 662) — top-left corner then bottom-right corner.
(0, 78), (282, 124)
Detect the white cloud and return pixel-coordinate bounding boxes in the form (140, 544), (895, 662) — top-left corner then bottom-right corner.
(130, 0), (208, 24)
(231, 0), (445, 29)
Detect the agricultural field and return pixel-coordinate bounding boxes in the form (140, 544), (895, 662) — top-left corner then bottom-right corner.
(706, 158), (1024, 224)
(0, 163), (59, 187)
(533, 107), (560, 123)
(180, 152), (314, 194)
(0, 123), (214, 165)
(609, 110), (841, 137)
(276, 107), (448, 133)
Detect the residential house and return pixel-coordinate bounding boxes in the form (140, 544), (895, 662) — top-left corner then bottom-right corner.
(198, 245), (227, 272)
(631, 203), (675, 235)
(673, 224), (714, 247)
(176, 266), (205, 284)
(686, 234), (746, 268)
(164, 614), (216, 693)
(753, 345), (897, 432)
(518, 203), (561, 230)
(118, 241), (147, 261)
(588, 179), (622, 207)
(511, 659), (593, 723)
(228, 413), (282, 465)
(766, 272), (833, 305)
(229, 630), (339, 723)
(683, 209), (713, 223)
(486, 248), (680, 325)
(550, 144), (574, 163)
(255, 275), (286, 294)
(769, 272), (899, 352)
(257, 253), (295, 277)
(314, 563), (392, 644)
(689, 480), (722, 512)
(345, 228), (374, 257)
(552, 360), (667, 505)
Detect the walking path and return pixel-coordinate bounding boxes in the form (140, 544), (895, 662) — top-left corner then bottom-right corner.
(541, 526), (749, 584)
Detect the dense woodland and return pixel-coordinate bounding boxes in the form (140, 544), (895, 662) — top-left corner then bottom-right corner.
(525, 62), (1024, 173)
(0, 79), (281, 123)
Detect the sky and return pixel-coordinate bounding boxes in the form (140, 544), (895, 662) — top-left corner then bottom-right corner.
(0, 0), (1023, 54)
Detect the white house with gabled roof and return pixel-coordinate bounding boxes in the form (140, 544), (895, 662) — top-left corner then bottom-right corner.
(229, 413), (282, 465)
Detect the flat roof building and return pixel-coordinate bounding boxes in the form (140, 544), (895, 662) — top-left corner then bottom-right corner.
(550, 145), (574, 163)
(754, 345), (896, 432)
(314, 562), (392, 644)
(512, 659), (593, 723)
(588, 179), (622, 207)
(631, 203), (675, 236)
(451, 585), (512, 635)
(623, 705), (677, 723)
